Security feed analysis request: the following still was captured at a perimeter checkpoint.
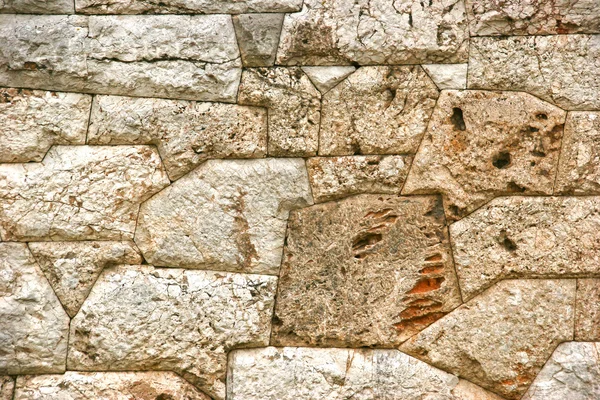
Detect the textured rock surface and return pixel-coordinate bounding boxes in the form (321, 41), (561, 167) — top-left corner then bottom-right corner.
(28, 241), (142, 317)
(403, 90), (566, 221)
(88, 95), (267, 180)
(228, 347), (503, 400)
(233, 14), (284, 67)
(469, 35), (600, 110)
(276, 0), (469, 65)
(68, 265), (276, 400)
(575, 279), (600, 341)
(301, 66), (356, 94)
(319, 66), (439, 156)
(75, 0), (302, 14)
(0, 377), (13, 400)
(422, 64), (468, 89)
(401, 279), (575, 400)
(238, 68), (321, 156)
(272, 195), (461, 347)
(0, 0), (73, 13)
(0, 243), (69, 374)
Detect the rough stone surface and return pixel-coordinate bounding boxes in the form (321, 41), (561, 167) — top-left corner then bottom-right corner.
(233, 14), (284, 67)
(306, 155), (413, 203)
(319, 66), (439, 156)
(75, 0), (302, 14)
(0, 0), (73, 13)
(0, 243), (69, 375)
(403, 90), (566, 221)
(401, 279), (576, 400)
(0, 145), (169, 241)
(135, 158), (312, 274)
(272, 195), (461, 347)
(422, 64), (468, 89)
(276, 0), (469, 65)
(0, 15), (241, 102)
(238, 68), (321, 156)
(575, 279), (600, 341)
(88, 95), (267, 180)
(521, 342), (600, 400)
(68, 265), (277, 400)
(469, 35), (600, 110)
(0, 377), (13, 400)
(301, 66), (356, 94)
(28, 241), (142, 317)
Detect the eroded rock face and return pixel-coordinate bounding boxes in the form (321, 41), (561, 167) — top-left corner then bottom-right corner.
(301, 66), (356, 94)
(319, 66), (439, 155)
(576, 279), (600, 341)
(401, 279), (575, 400)
(0, 146), (169, 241)
(75, 0), (302, 14)
(0, 0), (73, 13)
(233, 14), (284, 67)
(422, 64), (468, 89)
(0, 377), (13, 400)
(272, 195), (461, 347)
(403, 90), (566, 221)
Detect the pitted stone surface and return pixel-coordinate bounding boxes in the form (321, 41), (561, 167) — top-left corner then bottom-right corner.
(0, 146), (169, 241)
(233, 14), (284, 67)
(88, 95), (267, 180)
(301, 66), (356, 94)
(422, 64), (468, 89)
(75, 0), (302, 14)
(0, 377), (13, 400)
(0, 243), (69, 375)
(401, 279), (575, 400)
(0, 0), (73, 13)
(68, 265), (277, 400)
(403, 90), (566, 221)
(272, 195), (461, 347)
(319, 66), (439, 156)
(575, 279), (600, 341)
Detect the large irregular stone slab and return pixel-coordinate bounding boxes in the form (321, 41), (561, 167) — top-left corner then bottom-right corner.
(88, 95), (267, 181)
(272, 195), (461, 347)
(233, 14), (284, 67)
(0, 15), (241, 102)
(276, 0), (469, 65)
(469, 35), (600, 110)
(422, 64), (468, 89)
(0, 243), (69, 374)
(0, 0), (73, 13)
(75, 0), (302, 14)
(403, 90), (566, 221)
(319, 66), (439, 155)
(0, 377), (13, 400)
(238, 68), (321, 156)
(401, 279), (575, 400)
(301, 66), (356, 94)
(28, 241), (142, 317)
(575, 279), (600, 341)
(68, 265), (276, 400)
(0, 146), (169, 241)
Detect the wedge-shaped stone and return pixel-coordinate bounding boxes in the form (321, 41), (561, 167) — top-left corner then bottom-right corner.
(403, 90), (565, 221)
(451, 197), (600, 301)
(272, 195), (461, 347)
(319, 66), (439, 156)
(68, 265), (276, 400)
(0, 0), (73, 13)
(0, 377), (13, 400)
(422, 64), (468, 89)
(0, 146), (169, 241)
(0, 243), (69, 374)
(0, 15), (241, 102)
(576, 279), (600, 341)
(233, 14), (284, 67)
(276, 0), (469, 65)
(228, 347), (503, 400)
(401, 279), (575, 400)
(238, 68), (320, 156)
(75, 0), (302, 14)
(88, 95), (267, 181)
(469, 35), (600, 110)
(301, 66), (356, 94)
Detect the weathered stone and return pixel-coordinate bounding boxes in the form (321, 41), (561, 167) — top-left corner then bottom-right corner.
(28, 241), (142, 317)
(522, 342), (600, 400)
(272, 195), (461, 347)
(135, 158), (312, 275)
(306, 155), (412, 202)
(68, 265), (276, 400)
(228, 347), (503, 400)
(276, 0), (469, 65)
(75, 0), (302, 14)
(319, 66), (439, 155)
(88, 95), (267, 180)
(301, 66), (356, 94)
(238, 68), (321, 156)
(422, 64), (468, 89)
(0, 15), (241, 102)
(233, 14), (284, 67)
(0, 243), (69, 374)
(0, 377), (13, 400)
(401, 279), (575, 400)
(575, 279), (600, 341)
(0, 0), (73, 13)
(469, 35), (600, 110)
(403, 90), (566, 221)
(0, 146), (169, 241)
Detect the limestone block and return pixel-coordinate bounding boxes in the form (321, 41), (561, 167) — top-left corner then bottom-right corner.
(422, 64), (468, 89)
(301, 66), (356, 94)
(0, 0), (73, 13)
(233, 14), (284, 67)
(575, 279), (600, 341)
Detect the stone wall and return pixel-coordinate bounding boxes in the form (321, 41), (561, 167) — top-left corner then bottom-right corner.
(1, 1), (599, 399)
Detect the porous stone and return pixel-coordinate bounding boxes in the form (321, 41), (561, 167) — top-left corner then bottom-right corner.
(276, 0), (469, 65)
(306, 155), (413, 202)
(319, 66), (439, 156)
(0, 243), (69, 374)
(422, 64), (468, 89)
(0, 377), (13, 400)
(88, 95), (267, 180)
(401, 279), (576, 400)
(233, 14), (284, 67)
(75, 0), (302, 14)
(28, 241), (142, 317)
(301, 66), (356, 94)
(272, 195), (461, 347)
(135, 158), (312, 274)
(68, 265), (277, 400)
(469, 35), (600, 110)
(402, 90), (566, 221)
(0, 146), (169, 241)
(238, 68), (321, 156)
(0, 0), (73, 13)
(575, 279), (600, 341)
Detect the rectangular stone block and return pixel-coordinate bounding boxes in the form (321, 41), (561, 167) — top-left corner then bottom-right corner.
(75, 0), (302, 14)
(0, 0), (73, 13)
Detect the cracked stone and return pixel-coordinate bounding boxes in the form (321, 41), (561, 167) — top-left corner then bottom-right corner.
(422, 64), (468, 89)
(575, 279), (600, 341)
(0, 377), (13, 400)
(233, 14), (284, 67)
(301, 66), (356, 94)
(75, 0), (302, 14)
(0, 0), (73, 13)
